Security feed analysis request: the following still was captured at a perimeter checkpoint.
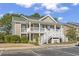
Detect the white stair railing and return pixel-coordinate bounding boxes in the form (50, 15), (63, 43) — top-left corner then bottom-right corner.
(40, 28), (65, 44)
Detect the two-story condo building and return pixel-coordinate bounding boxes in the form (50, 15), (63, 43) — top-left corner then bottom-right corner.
(11, 15), (68, 45)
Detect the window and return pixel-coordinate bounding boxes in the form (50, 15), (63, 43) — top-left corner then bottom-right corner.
(21, 24), (27, 28)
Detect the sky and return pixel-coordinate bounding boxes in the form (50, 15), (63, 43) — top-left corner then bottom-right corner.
(0, 3), (79, 23)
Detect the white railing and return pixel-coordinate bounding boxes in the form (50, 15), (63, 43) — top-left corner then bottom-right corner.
(31, 27), (39, 31)
(31, 27), (45, 32)
(40, 28), (64, 44)
(21, 27), (62, 33)
(21, 28), (29, 32)
(21, 27), (45, 32)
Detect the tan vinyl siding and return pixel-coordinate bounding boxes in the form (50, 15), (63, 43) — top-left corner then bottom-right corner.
(15, 23), (21, 36)
(42, 17), (53, 22)
(63, 25), (72, 36)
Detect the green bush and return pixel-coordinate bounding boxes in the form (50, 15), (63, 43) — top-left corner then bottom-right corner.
(11, 35), (20, 43)
(34, 35), (39, 45)
(4, 35), (20, 43)
(20, 36), (28, 43)
(30, 35), (39, 45)
(4, 35), (29, 43)
(66, 28), (77, 41)
(0, 33), (5, 43)
(4, 35), (11, 43)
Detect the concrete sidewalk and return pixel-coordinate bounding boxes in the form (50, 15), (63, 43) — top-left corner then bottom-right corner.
(0, 43), (76, 50)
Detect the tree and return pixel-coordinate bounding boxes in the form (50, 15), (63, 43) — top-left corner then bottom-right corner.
(66, 27), (77, 42)
(30, 13), (41, 18)
(54, 18), (58, 21)
(0, 13), (22, 34)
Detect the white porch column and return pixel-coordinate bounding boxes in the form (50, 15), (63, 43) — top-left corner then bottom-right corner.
(38, 33), (41, 45)
(46, 34), (48, 44)
(39, 23), (40, 32)
(32, 33), (34, 42)
(51, 38), (54, 44)
(38, 23), (41, 45)
(54, 25), (56, 30)
(60, 25), (63, 35)
(29, 22), (31, 31)
(60, 25), (65, 42)
(29, 33), (31, 42)
(29, 22), (31, 42)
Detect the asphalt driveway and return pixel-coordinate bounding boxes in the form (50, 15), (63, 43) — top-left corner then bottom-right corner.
(0, 46), (79, 56)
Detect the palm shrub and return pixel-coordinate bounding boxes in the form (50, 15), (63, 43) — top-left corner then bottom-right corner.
(20, 36), (28, 43)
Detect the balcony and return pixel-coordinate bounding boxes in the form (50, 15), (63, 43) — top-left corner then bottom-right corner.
(21, 28), (29, 33)
(21, 27), (62, 33)
(31, 27), (45, 32)
(21, 27), (45, 33)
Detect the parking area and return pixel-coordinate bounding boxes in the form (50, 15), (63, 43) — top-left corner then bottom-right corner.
(0, 46), (79, 56)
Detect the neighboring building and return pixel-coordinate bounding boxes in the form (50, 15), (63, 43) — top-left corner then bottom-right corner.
(64, 23), (79, 39)
(11, 15), (68, 45)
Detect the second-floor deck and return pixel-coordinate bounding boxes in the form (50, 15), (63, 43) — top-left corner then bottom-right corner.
(21, 27), (63, 34)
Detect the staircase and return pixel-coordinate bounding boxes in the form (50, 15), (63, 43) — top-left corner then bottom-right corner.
(40, 29), (65, 44)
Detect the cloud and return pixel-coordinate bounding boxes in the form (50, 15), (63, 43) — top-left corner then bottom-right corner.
(41, 3), (69, 13)
(72, 3), (79, 6)
(42, 3), (58, 10)
(16, 3), (34, 8)
(34, 7), (40, 11)
(8, 11), (14, 14)
(45, 11), (51, 14)
(57, 7), (69, 12)
(16, 3), (69, 13)
(0, 14), (4, 18)
(58, 17), (63, 21)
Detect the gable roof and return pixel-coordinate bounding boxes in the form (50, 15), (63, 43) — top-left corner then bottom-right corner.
(63, 23), (79, 29)
(39, 14), (58, 23)
(26, 16), (43, 20)
(12, 16), (26, 21)
(12, 14), (59, 25)
(21, 15), (29, 20)
(67, 22), (79, 27)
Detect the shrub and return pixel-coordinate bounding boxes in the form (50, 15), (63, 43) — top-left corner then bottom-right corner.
(20, 36), (29, 43)
(0, 34), (30, 43)
(35, 36), (39, 45)
(31, 35), (39, 45)
(0, 33), (5, 43)
(66, 28), (77, 42)
(4, 35), (11, 43)
(10, 35), (20, 43)
(4, 35), (20, 43)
